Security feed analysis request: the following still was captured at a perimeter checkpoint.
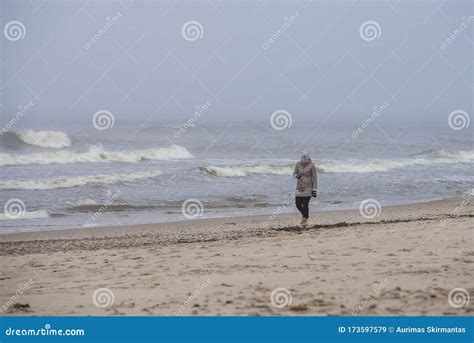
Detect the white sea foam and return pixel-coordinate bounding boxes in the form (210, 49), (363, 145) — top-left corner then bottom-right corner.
(0, 144), (193, 166)
(1, 171), (163, 190)
(66, 198), (98, 207)
(0, 210), (49, 221)
(201, 164), (292, 177)
(201, 149), (474, 177)
(15, 130), (72, 148)
(425, 149), (474, 160)
(324, 150), (474, 173)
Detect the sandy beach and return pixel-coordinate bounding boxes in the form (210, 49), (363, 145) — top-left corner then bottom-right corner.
(1, 197), (472, 316)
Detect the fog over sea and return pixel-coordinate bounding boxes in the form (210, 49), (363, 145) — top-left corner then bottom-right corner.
(1, 0), (472, 234)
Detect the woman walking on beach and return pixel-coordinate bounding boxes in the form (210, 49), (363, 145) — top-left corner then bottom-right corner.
(293, 152), (317, 225)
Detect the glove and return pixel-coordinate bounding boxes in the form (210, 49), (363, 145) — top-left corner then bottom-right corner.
(312, 189), (317, 197)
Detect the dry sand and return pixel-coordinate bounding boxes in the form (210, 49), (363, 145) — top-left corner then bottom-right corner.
(0, 197), (472, 316)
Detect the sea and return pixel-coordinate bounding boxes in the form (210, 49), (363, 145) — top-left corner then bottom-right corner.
(1, 118), (472, 234)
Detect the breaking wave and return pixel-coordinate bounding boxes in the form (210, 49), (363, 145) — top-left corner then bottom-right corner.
(0, 144), (193, 166)
(200, 164), (293, 177)
(423, 148), (474, 160)
(2, 130), (72, 149)
(200, 149), (474, 177)
(1, 170), (163, 190)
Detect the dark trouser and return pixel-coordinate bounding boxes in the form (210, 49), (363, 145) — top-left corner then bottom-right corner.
(295, 196), (311, 219)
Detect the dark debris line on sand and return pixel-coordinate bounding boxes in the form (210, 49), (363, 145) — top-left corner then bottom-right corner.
(1, 214), (472, 256)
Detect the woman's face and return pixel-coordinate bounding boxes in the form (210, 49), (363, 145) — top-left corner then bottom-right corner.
(301, 155), (310, 162)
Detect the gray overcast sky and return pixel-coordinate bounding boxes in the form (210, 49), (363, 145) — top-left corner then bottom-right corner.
(1, 0), (472, 127)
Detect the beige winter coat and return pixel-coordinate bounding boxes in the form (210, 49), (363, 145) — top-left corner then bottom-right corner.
(293, 157), (317, 197)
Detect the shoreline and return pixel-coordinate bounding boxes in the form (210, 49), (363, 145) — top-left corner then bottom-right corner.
(0, 196), (470, 250)
(0, 195), (447, 236)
